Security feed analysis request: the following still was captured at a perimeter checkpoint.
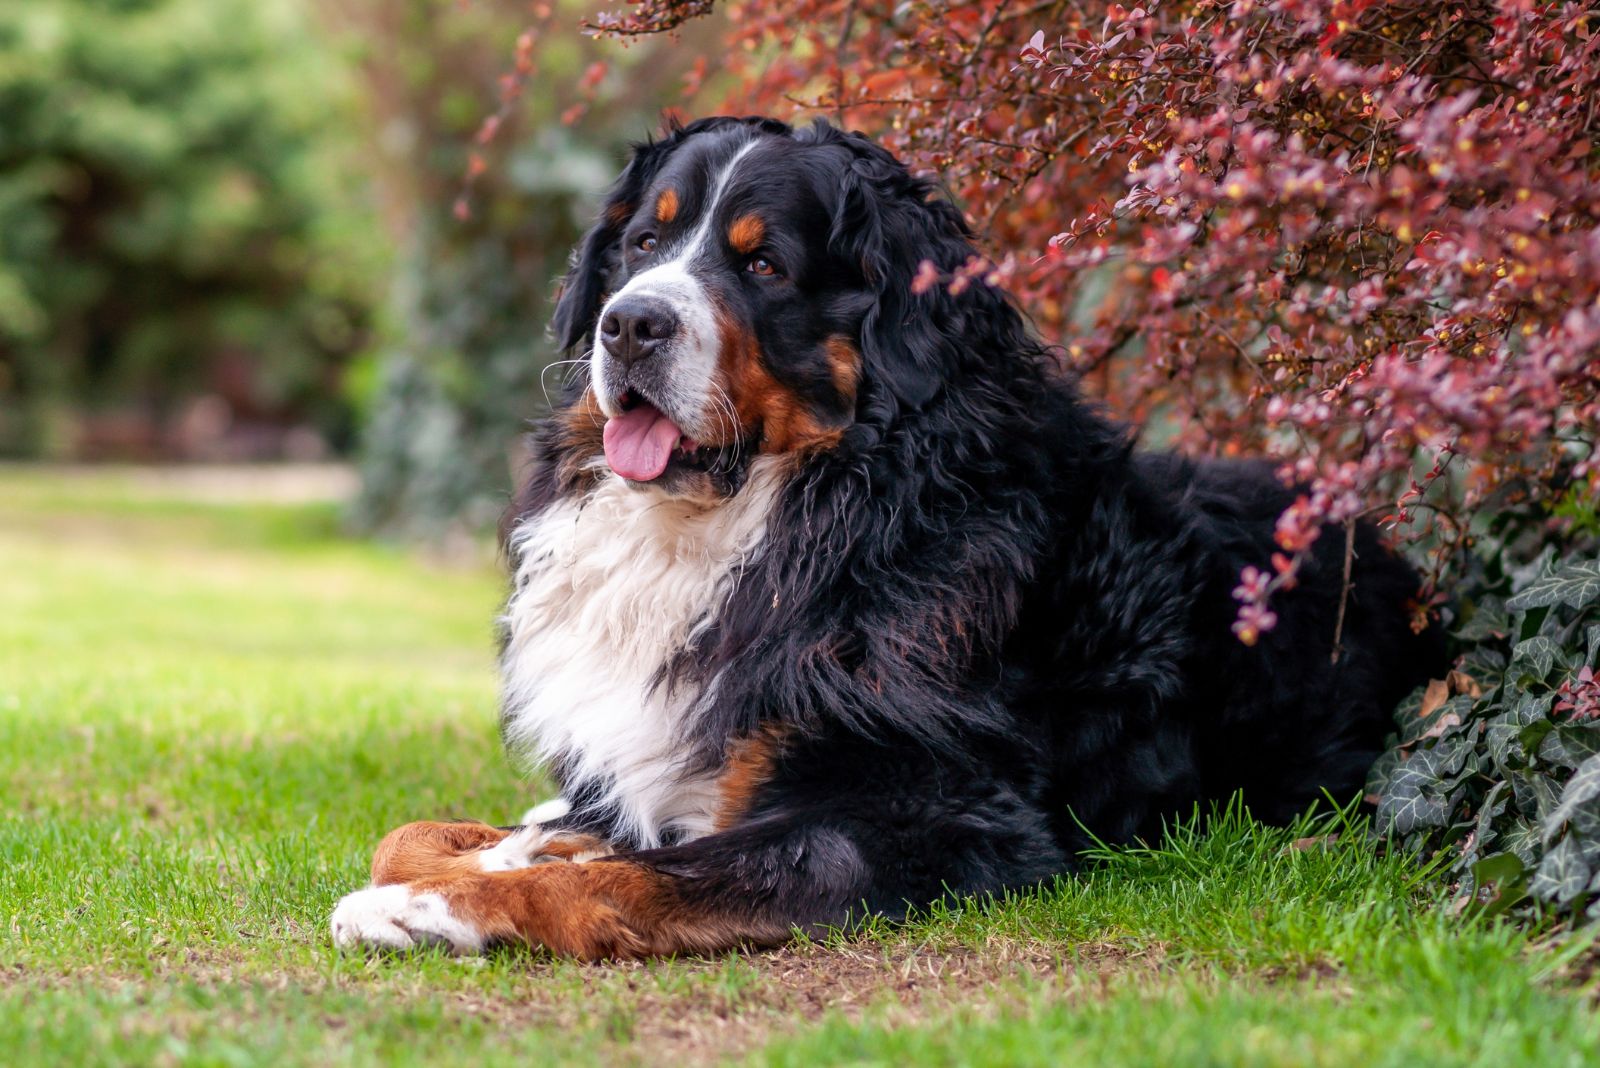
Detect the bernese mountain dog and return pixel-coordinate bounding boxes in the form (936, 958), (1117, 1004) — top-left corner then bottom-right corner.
(329, 116), (1445, 960)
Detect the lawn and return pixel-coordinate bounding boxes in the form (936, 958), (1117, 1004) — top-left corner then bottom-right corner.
(2, 465), (1598, 1067)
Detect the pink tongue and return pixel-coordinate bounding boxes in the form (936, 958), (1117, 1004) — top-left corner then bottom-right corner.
(602, 403), (683, 482)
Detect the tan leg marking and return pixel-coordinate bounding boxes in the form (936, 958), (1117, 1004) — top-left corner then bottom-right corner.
(415, 859), (788, 960)
(369, 820), (610, 885)
(714, 730), (787, 831)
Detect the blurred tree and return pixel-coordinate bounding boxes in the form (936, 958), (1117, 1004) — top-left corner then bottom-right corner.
(0, 0), (381, 459)
(329, 0), (710, 544)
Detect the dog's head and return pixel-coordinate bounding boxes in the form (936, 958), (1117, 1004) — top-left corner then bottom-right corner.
(551, 116), (990, 498)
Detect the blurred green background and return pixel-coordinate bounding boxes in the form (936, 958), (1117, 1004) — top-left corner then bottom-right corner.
(0, 0), (705, 542)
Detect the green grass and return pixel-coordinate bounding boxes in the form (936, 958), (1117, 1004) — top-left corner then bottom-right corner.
(2, 466), (1597, 1066)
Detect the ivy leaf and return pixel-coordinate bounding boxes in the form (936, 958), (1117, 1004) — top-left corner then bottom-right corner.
(1472, 779), (1511, 855)
(1508, 544), (1559, 595)
(1510, 636), (1557, 682)
(1530, 833), (1591, 905)
(1500, 818), (1542, 865)
(1370, 550), (1598, 919)
(1467, 851), (1527, 916)
(1375, 761), (1449, 836)
(1555, 724), (1600, 766)
(1542, 752), (1600, 844)
(1577, 824), (1600, 863)
(1413, 693), (1473, 745)
(1542, 720), (1600, 770)
(1511, 767), (1563, 825)
(1487, 692), (1551, 769)
(1522, 719), (1556, 758)
(1437, 734), (1474, 776)
(1455, 597), (1510, 643)
(1375, 742), (1468, 836)
(1364, 747), (1404, 799)
(1459, 645), (1507, 681)
(1506, 558), (1600, 612)
(1538, 725), (1582, 770)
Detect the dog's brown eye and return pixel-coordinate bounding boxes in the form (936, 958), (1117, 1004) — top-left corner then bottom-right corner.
(747, 257), (777, 276)
(638, 234), (658, 253)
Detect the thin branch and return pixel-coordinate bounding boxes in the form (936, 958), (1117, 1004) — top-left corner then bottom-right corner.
(833, 0), (859, 123)
(942, 0), (1012, 146)
(1330, 518), (1357, 664)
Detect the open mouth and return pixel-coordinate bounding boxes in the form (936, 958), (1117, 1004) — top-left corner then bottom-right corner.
(601, 390), (731, 483)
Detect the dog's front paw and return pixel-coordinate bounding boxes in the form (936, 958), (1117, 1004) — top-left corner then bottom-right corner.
(330, 884), (485, 955)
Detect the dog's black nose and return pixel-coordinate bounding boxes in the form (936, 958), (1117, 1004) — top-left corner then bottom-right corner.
(600, 297), (676, 366)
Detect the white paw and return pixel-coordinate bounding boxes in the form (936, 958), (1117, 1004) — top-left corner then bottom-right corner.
(330, 884), (485, 955)
(519, 797), (571, 826)
(476, 825), (561, 872)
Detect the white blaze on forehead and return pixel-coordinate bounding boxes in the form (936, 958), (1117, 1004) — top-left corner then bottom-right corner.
(663, 137), (764, 269)
(591, 137), (765, 434)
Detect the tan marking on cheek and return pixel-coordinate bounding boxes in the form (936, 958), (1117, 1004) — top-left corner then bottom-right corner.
(605, 201), (634, 227)
(554, 389), (606, 489)
(713, 729), (787, 832)
(654, 188), (679, 224)
(825, 336), (862, 408)
(727, 214), (765, 255)
(714, 311), (839, 455)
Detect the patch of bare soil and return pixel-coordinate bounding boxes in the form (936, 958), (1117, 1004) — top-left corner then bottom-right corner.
(456, 938), (1168, 1064)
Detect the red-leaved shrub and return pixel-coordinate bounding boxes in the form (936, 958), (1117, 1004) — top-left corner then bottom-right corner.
(583, 0), (1598, 638)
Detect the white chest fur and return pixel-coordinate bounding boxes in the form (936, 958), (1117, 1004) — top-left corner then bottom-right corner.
(499, 458), (784, 848)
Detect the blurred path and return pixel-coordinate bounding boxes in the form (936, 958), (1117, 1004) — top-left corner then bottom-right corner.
(0, 463), (358, 505)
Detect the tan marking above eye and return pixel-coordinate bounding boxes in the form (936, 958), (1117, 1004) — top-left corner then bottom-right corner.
(728, 214), (765, 255)
(654, 188), (679, 224)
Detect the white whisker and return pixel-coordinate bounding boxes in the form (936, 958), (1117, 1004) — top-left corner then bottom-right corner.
(540, 359), (591, 407)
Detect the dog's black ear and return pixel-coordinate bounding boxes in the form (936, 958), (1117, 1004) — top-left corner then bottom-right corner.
(828, 132), (978, 412)
(551, 136), (677, 352)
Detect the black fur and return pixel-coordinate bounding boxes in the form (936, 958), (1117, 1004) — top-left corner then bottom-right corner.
(508, 116), (1445, 935)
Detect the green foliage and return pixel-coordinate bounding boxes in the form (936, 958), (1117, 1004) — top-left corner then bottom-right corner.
(0, 0), (381, 456)
(1369, 549), (1600, 920)
(344, 1), (706, 542)
(346, 126), (616, 540)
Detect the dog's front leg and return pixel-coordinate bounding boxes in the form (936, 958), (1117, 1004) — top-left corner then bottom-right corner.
(331, 776), (1066, 960)
(329, 816), (872, 959)
(331, 741), (1070, 960)
(333, 857), (749, 959)
(329, 819), (617, 954)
